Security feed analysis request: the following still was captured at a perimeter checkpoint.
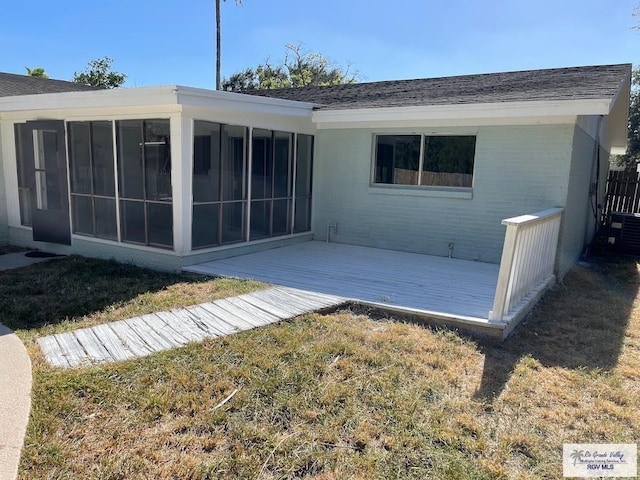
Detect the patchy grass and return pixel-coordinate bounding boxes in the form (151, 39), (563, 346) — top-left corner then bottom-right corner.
(8, 254), (640, 479)
(0, 256), (264, 343)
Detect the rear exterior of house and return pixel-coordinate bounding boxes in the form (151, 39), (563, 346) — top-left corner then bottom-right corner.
(310, 121), (609, 278)
(0, 65), (631, 281)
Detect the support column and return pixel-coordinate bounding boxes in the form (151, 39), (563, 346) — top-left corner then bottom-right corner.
(170, 112), (193, 256)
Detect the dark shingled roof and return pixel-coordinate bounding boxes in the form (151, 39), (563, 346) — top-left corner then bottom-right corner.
(248, 64), (631, 110)
(0, 72), (99, 97)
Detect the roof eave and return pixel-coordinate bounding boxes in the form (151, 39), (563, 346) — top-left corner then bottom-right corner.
(0, 86), (181, 112)
(607, 70), (632, 155)
(312, 98), (615, 126)
(176, 86), (315, 117)
(0, 85), (316, 116)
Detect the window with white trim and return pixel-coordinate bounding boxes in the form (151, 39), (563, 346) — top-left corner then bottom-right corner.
(373, 134), (476, 188)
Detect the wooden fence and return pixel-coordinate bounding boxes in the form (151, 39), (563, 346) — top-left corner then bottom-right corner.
(489, 208), (564, 323)
(393, 168), (473, 187)
(603, 170), (640, 219)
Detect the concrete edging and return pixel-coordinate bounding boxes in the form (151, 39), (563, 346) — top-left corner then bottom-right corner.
(0, 324), (32, 480)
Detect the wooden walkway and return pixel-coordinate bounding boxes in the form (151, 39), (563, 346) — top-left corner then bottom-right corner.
(38, 286), (346, 368)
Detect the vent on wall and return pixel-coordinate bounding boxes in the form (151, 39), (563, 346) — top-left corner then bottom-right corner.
(608, 213), (640, 254)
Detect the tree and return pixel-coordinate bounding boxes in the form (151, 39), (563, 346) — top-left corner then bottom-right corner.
(25, 67), (48, 78)
(72, 57), (126, 89)
(611, 69), (640, 170)
(617, 5), (640, 169)
(222, 43), (359, 92)
(216, 0), (242, 90)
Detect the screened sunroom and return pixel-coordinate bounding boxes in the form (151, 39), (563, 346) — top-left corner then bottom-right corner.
(0, 86), (316, 270)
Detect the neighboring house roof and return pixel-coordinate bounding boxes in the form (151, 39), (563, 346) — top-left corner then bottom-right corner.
(250, 64), (632, 110)
(0, 72), (98, 97)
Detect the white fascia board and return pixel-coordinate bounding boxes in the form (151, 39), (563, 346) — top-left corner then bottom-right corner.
(0, 85), (315, 119)
(313, 115), (579, 130)
(607, 74), (632, 153)
(0, 86), (181, 112)
(312, 98), (614, 126)
(175, 86), (315, 117)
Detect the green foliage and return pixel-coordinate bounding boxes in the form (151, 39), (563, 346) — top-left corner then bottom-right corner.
(222, 43), (359, 92)
(72, 57), (126, 89)
(25, 67), (48, 78)
(612, 68), (640, 170)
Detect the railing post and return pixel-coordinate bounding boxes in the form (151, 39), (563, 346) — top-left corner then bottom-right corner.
(489, 207), (563, 323)
(489, 223), (518, 321)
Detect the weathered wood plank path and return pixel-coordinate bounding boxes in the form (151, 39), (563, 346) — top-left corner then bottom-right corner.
(38, 286), (346, 368)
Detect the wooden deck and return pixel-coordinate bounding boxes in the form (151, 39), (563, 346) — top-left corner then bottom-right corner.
(184, 241), (504, 333)
(38, 286), (346, 368)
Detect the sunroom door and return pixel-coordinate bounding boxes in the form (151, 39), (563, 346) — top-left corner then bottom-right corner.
(22, 120), (71, 245)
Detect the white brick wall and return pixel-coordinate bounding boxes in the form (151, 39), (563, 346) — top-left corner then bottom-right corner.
(312, 124), (575, 264)
(556, 123), (609, 278)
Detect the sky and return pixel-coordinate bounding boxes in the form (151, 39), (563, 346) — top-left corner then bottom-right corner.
(1, 0), (639, 89)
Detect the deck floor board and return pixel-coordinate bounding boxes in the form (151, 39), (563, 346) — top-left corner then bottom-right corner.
(209, 298), (269, 328)
(222, 296), (281, 325)
(73, 329), (114, 363)
(155, 312), (204, 343)
(184, 241), (499, 319)
(53, 332), (90, 366)
(90, 324), (136, 362)
(187, 305), (241, 334)
(123, 318), (173, 351)
(37, 336), (70, 368)
(176, 308), (227, 339)
(138, 314), (188, 348)
(108, 321), (155, 357)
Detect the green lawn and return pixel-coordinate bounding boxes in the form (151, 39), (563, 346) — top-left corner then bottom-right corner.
(2, 254), (638, 479)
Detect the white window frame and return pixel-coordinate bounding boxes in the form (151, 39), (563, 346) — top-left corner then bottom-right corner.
(370, 133), (477, 191)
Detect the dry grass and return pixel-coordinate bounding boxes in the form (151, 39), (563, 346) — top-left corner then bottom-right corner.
(7, 254), (640, 479)
(0, 255), (264, 343)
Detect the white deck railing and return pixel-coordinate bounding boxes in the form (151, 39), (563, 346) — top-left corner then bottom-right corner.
(489, 207), (564, 323)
